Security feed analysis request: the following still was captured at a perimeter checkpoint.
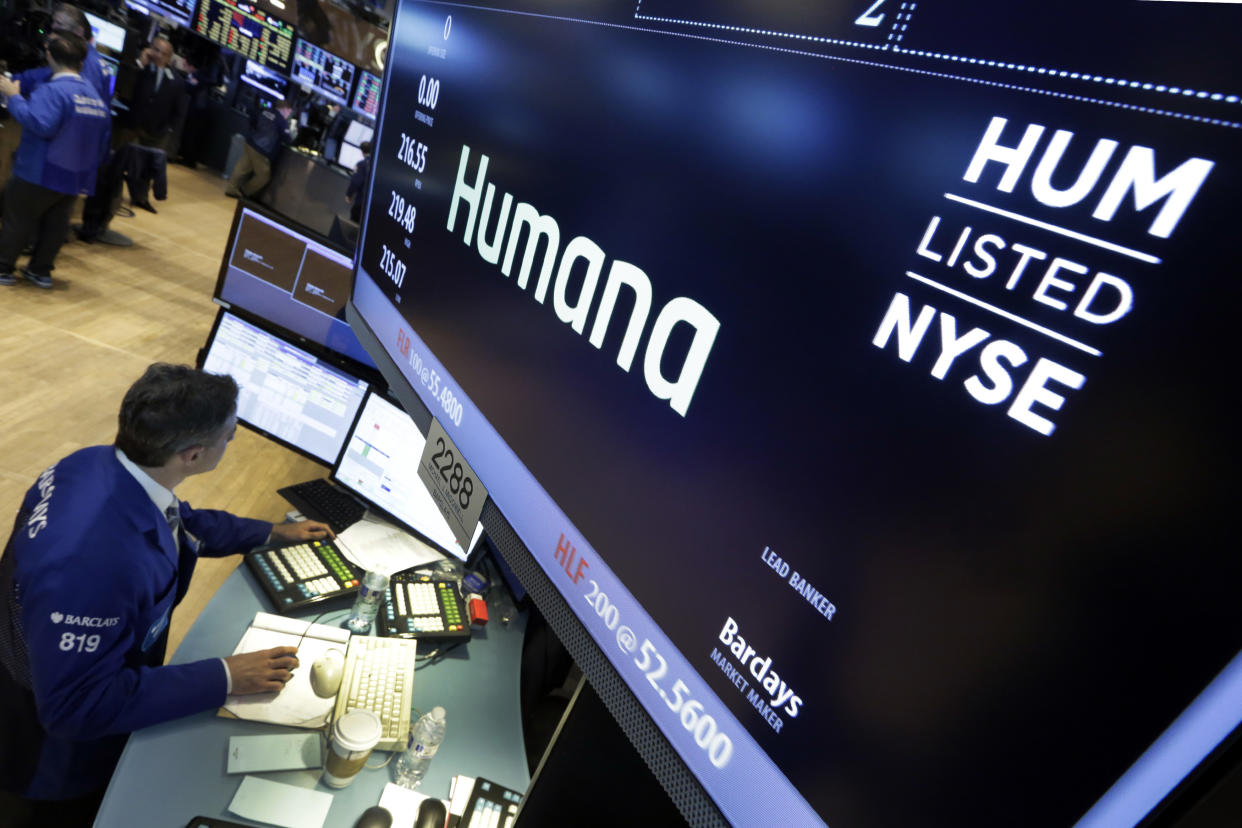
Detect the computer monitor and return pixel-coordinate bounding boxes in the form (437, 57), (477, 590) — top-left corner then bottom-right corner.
(239, 59), (289, 100)
(347, 1), (1241, 826)
(295, 0), (386, 75)
(84, 10), (127, 54)
(291, 39), (356, 106)
(332, 390), (483, 561)
(344, 120), (373, 147)
(192, 0), (295, 74)
(123, 0), (197, 28)
(349, 69), (381, 119)
(214, 201), (376, 370)
(337, 142), (365, 172)
(199, 309), (370, 466)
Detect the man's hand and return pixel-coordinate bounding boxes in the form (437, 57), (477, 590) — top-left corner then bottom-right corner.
(0, 76), (19, 99)
(224, 646), (299, 695)
(270, 519), (335, 545)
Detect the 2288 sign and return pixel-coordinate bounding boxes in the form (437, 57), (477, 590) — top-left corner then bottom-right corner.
(418, 418), (488, 552)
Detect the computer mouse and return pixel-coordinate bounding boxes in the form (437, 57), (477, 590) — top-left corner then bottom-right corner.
(415, 798), (447, 828)
(352, 805), (393, 828)
(310, 649), (344, 698)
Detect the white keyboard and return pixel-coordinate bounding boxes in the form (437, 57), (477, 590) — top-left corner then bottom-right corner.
(331, 635), (417, 751)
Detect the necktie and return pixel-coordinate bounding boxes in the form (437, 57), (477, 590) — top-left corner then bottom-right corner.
(165, 502), (181, 551)
(154, 68), (162, 93)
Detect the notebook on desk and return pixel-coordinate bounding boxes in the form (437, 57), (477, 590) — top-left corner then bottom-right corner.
(220, 612), (347, 729)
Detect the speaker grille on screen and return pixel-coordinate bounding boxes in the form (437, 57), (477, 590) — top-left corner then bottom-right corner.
(483, 503), (728, 828)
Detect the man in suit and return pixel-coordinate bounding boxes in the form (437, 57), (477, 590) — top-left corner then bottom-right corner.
(114, 36), (187, 212)
(0, 363), (334, 827)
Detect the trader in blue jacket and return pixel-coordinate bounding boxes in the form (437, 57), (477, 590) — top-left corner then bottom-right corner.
(0, 364), (334, 826)
(0, 31), (110, 289)
(12, 3), (112, 104)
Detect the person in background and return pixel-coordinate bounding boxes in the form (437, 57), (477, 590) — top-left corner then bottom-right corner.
(0, 363), (335, 828)
(346, 139), (373, 223)
(113, 35), (187, 212)
(0, 32), (110, 290)
(0, 2), (110, 207)
(12, 3), (110, 102)
(225, 99), (296, 199)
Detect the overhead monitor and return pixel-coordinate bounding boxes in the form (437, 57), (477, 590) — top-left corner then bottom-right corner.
(199, 310), (370, 466)
(214, 201), (376, 370)
(332, 390), (483, 561)
(84, 11), (127, 54)
(349, 69), (381, 119)
(291, 38), (356, 106)
(122, 0), (197, 28)
(348, 1), (1241, 826)
(295, 0), (387, 75)
(337, 142), (365, 171)
(193, 0), (295, 74)
(239, 58), (289, 100)
(344, 120), (373, 147)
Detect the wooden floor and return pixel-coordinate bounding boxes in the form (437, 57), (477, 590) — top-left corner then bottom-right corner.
(0, 164), (324, 660)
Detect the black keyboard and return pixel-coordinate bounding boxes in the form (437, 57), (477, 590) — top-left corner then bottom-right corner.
(378, 568), (471, 642)
(277, 478), (366, 534)
(245, 538), (363, 613)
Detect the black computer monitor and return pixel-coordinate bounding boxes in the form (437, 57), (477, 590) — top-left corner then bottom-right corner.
(349, 69), (381, 119)
(192, 0), (295, 74)
(214, 201), (376, 370)
(199, 309), (370, 466)
(291, 39), (356, 106)
(330, 389), (483, 561)
(123, 0), (197, 28)
(239, 58), (289, 100)
(347, 1), (1241, 826)
(84, 10), (128, 54)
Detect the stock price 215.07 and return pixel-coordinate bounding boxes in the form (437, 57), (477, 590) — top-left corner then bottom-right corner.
(379, 244), (407, 288)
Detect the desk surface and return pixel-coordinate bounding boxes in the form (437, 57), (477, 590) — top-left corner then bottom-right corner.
(95, 566), (530, 827)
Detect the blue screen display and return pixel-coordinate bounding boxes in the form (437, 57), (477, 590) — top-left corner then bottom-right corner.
(352, 2), (1242, 825)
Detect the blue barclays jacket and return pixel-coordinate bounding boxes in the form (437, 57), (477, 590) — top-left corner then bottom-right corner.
(17, 44), (112, 103)
(0, 446), (272, 799)
(6, 72), (111, 195)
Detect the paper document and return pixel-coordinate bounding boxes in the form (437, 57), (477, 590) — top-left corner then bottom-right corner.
(222, 612), (349, 728)
(228, 776), (333, 828)
(335, 512), (446, 575)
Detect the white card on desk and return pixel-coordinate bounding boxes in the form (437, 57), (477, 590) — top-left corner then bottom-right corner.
(377, 782), (452, 827)
(227, 733), (322, 774)
(228, 776), (333, 828)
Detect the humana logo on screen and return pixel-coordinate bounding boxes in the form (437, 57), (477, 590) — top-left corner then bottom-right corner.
(447, 145), (720, 417)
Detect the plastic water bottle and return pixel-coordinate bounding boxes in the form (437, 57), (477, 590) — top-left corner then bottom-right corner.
(346, 570), (389, 634)
(394, 706), (447, 789)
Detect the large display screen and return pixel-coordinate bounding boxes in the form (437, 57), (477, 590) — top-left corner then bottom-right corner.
(291, 39), (356, 106)
(215, 202), (376, 369)
(193, 0), (296, 74)
(350, 1), (1242, 825)
(296, 0), (387, 75)
(200, 310), (370, 465)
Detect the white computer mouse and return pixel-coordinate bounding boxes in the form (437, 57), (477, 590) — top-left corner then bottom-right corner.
(310, 649), (345, 698)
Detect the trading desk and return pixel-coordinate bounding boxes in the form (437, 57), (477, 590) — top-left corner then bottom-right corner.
(94, 565), (529, 827)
